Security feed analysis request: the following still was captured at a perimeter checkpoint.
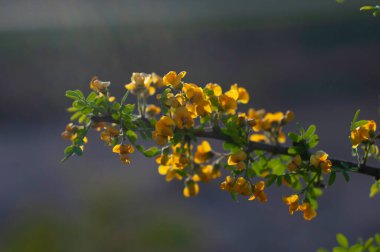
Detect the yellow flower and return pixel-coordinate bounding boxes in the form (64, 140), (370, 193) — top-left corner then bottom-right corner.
(227, 84), (250, 104)
(220, 176), (235, 192)
(151, 72), (165, 88)
(164, 93), (186, 108)
(250, 134), (269, 143)
(259, 112), (284, 131)
(299, 202), (317, 221)
(195, 165), (221, 182)
(284, 110), (295, 123)
(282, 194), (299, 215)
(234, 177), (252, 196)
(145, 104), (161, 117)
(228, 150), (247, 165)
(288, 155), (302, 172)
(194, 141), (213, 164)
(90, 76), (110, 92)
(219, 94), (238, 114)
(112, 144), (134, 154)
(248, 108), (266, 121)
(173, 106), (194, 129)
(152, 116), (175, 146)
(310, 151), (331, 173)
(205, 83), (222, 96)
(158, 165), (182, 181)
(248, 181), (267, 202)
(350, 120), (377, 148)
(182, 83), (204, 103)
(99, 125), (120, 144)
(183, 180), (200, 197)
(125, 72), (155, 97)
(163, 71), (187, 89)
(112, 144), (134, 164)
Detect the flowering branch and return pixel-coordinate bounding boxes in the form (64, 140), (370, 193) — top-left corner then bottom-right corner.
(62, 71), (380, 221)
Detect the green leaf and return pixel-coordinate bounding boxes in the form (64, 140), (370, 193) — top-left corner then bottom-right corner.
(308, 135), (320, 149)
(336, 233), (349, 248)
(370, 179), (380, 198)
(288, 132), (301, 142)
(86, 92), (97, 102)
(351, 109), (360, 131)
(288, 146), (304, 155)
(365, 238), (374, 249)
(342, 171), (350, 183)
(265, 175), (277, 187)
(276, 175), (283, 187)
(374, 234), (380, 245)
(284, 174), (292, 184)
(348, 244), (363, 252)
(328, 172), (336, 186)
(230, 191), (238, 202)
(66, 90), (84, 100)
(125, 130), (138, 143)
(353, 120), (368, 129)
(333, 247), (346, 252)
(360, 6), (375, 11)
(304, 125), (316, 139)
(120, 90), (130, 105)
(143, 147), (160, 157)
(73, 146), (83, 156)
(64, 146), (74, 155)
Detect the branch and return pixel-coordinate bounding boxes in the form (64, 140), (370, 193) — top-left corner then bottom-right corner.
(91, 115), (380, 180)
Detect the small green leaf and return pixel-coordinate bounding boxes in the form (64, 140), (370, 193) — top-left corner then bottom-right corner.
(125, 130), (138, 143)
(374, 233), (380, 245)
(342, 171), (350, 183)
(66, 90), (84, 100)
(328, 172), (336, 186)
(352, 120), (368, 129)
(230, 191), (238, 202)
(360, 6), (375, 11)
(73, 146), (83, 156)
(265, 175), (277, 187)
(370, 179), (380, 198)
(86, 92), (97, 102)
(288, 132), (301, 142)
(304, 125), (316, 139)
(332, 247), (346, 252)
(64, 146), (74, 155)
(143, 147), (160, 157)
(348, 244), (363, 252)
(351, 109), (360, 131)
(336, 233), (349, 248)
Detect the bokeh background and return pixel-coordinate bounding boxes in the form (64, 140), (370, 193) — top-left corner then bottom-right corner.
(1, 0), (380, 251)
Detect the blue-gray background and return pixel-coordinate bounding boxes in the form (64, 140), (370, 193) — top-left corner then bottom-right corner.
(1, 0), (380, 251)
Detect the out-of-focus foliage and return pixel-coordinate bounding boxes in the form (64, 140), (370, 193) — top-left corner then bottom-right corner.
(318, 233), (380, 252)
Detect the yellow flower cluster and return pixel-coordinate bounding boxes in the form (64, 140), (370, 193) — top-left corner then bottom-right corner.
(125, 72), (164, 98)
(350, 120), (377, 148)
(61, 123), (88, 150)
(113, 144), (134, 164)
(220, 176), (267, 202)
(310, 150), (332, 173)
(156, 144), (189, 182)
(249, 109), (294, 144)
(228, 150), (247, 171)
(282, 194), (317, 221)
(288, 154), (302, 172)
(90, 76), (110, 93)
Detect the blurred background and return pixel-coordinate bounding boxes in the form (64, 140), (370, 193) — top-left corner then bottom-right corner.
(1, 0), (380, 251)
